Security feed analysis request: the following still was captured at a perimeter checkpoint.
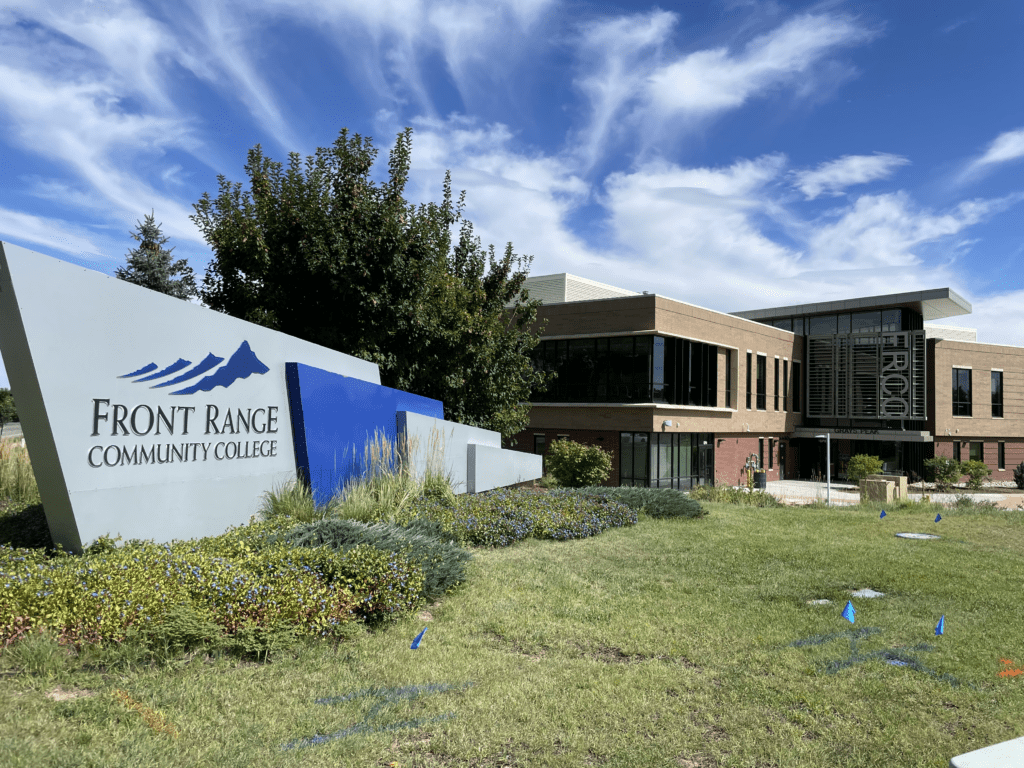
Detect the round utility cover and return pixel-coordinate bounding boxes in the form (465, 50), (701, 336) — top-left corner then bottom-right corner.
(895, 532), (941, 540)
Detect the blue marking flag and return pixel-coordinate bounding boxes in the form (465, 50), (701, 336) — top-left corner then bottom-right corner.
(842, 601), (856, 624)
(411, 627), (427, 649)
(935, 513), (942, 523)
(880, 510), (886, 518)
(935, 615), (945, 636)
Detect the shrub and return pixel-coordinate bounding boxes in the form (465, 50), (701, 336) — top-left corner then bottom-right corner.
(689, 485), (784, 508)
(0, 520), (424, 647)
(404, 488), (637, 547)
(961, 460), (991, 490)
(545, 439), (612, 488)
(924, 456), (962, 490)
(569, 486), (708, 519)
(1014, 462), (1024, 490)
(846, 454), (884, 483)
(276, 518), (472, 601)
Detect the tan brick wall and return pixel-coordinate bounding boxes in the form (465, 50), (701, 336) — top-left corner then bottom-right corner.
(930, 339), (1024, 439)
(528, 293), (805, 436)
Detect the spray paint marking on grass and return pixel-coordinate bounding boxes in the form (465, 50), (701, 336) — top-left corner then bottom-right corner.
(283, 682), (474, 750)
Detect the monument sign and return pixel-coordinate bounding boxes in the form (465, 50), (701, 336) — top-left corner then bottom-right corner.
(0, 242), (540, 550)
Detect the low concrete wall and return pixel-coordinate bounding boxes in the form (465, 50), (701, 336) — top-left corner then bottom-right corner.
(467, 444), (543, 494)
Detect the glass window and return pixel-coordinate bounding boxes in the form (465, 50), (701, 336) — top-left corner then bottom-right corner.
(852, 311), (882, 333)
(773, 318), (793, 331)
(725, 349), (732, 408)
(953, 368), (972, 417)
(999, 442), (1005, 470)
(808, 315), (838, 335)
(992, 371), (1004, 418)
(746, 352), (752, 409)
(756, 354), (767, 410)
(533, 434), (546, 454)
(970, 442), (984, 462)
(793, 361), (802, 412)
(881, 309), (901, 332)
(768, 438), (774, 469)
(652, 336), (667, 403)
(837, 314), (851, 334)
(774, 358), (780, 411)
(632, 432), (649, 485)
(783, 360), (790, 411)
(953, 441), (961, 462)
(758, 438), (764, 469)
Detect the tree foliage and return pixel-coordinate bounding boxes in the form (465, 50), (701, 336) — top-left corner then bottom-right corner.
(191, 128), (548, 437)
(0, 389), (16, 424)
(116, 211), (198, 300)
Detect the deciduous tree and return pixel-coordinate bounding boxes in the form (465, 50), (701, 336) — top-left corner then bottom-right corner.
(191, 128), (548, 437)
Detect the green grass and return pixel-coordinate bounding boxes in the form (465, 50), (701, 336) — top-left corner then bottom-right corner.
(2, 502), (1024, 767)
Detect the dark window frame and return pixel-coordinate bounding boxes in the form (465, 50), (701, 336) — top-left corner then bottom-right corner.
(992, 370), (1004, 418)
(774, 358), (780, 411)
(768, 438), (774, 469)
(746, 352), (752, 410)
(783, 359), (790, 411)
(792, 361), (801, 413)
(725, 349), (733, 408)
(756, 354), (767, 410)
(998, 442), (1005, 470)
(758, 438), (764, 469)
(953, 441), (962, 462)
(953, 368), (972, 417)
(969, 441), (984, 463)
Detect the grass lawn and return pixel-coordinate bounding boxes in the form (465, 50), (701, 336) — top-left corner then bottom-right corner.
(2, 501), (1023, 767)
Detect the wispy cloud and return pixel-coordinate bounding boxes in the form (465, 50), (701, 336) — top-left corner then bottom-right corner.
(794, 153), (910, 199)
(0, 207), (105, 257)
(644, 14), (876, 118)
(969, 127), (1024, 171)
(573, 10), (675, 170)
(573, 11), (877, 167)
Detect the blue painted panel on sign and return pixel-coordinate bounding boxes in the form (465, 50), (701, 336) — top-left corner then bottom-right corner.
(285, 362), (444, 504)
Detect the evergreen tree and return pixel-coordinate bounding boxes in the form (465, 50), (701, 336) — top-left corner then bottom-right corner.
(191, 128), (549, 438)
(116, 212), (198, 300)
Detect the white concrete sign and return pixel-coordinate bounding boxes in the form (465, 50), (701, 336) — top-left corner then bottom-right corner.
(0, 242), (541, 551)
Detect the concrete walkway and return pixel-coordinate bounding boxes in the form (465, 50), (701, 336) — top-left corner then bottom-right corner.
(764, 479), (1018, 507)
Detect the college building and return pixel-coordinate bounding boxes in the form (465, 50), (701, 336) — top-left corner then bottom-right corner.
(512, 273), (1023, 488)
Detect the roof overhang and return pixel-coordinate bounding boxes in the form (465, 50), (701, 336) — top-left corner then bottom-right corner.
(732, 288), (971, 322)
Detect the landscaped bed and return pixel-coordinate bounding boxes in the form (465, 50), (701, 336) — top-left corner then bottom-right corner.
(1, 488), (1023, 767)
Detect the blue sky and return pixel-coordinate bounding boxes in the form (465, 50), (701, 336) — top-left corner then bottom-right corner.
(1, 0), (1022, 389)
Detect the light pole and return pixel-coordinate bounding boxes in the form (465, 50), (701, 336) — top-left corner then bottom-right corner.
(815, 433), (831, 506)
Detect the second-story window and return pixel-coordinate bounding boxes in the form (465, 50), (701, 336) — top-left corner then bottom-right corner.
(953, 368), (972, 417)
(746, 352), (752, 409)
(783, 359), (790, 411)
(992, 371), (1004, 418)
(774, 358), (780, 411)
(756, 354), (767, 410)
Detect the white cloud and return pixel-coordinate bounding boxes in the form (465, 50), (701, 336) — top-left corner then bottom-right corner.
(572, 11), (877, 166)
(0, 207), (105, 256)
(794, 153), (910, 199)
(970, 127), (1024, 170)
(953, 291), (1024, 347)
(644, 14), (875, 118)
(405, 116), (593, 269)
(573, 10), (676, 169)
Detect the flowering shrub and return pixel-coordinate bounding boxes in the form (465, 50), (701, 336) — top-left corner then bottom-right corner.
(0, 520), (423, 647)
(404, 489), (637, 548)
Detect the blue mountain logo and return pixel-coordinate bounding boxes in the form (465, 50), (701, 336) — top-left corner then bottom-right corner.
(119, 341), (270, 394)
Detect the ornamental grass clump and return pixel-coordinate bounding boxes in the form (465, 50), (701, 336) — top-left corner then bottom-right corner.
(689, 484), (784, 508)
(0, 440), (39, 507)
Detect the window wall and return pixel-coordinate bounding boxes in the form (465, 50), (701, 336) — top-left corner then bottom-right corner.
(620, 432), (714, 488)
(532, 335), (719, 405)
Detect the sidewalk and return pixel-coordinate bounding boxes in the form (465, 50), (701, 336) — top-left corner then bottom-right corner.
(763, 479), (1020, 508)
